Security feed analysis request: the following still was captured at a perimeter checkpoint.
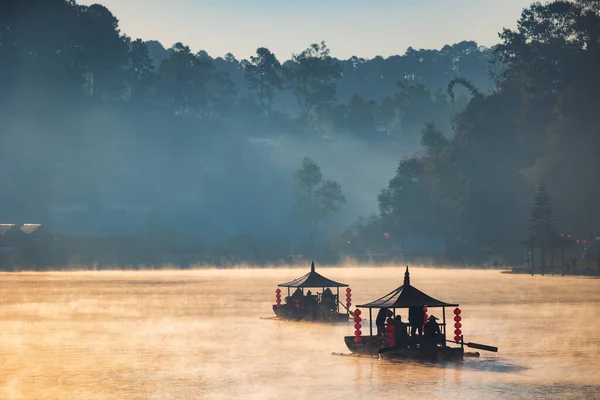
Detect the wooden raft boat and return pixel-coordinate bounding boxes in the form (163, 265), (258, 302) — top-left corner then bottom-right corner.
(344, 266), (497, 361)
(272, 261), (352, 323)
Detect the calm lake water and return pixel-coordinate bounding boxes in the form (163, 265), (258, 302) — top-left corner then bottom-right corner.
(0, 267), (599, 399)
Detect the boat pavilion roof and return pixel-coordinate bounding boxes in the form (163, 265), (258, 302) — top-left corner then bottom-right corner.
(357, 266), (458, 309)
(277, 261), (349, 288)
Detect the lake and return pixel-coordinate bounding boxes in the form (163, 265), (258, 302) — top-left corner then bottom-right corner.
(0, 266), (599, 399)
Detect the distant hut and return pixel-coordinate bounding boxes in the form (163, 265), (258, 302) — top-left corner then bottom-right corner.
(19, 224), (54, 267)
(0, 224), (19, 267)
(522, 182), (573, 275)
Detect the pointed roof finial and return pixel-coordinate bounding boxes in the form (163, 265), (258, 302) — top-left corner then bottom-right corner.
(311, 261), (315, 272)
(404, 265), (410, 286)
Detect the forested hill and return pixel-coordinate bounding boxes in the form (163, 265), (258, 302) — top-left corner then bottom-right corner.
(2, 0), (598, 267)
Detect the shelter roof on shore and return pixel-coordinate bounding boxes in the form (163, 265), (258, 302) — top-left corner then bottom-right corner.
(277, 261), (348, 288)
(522, 229), (575, 247)
(357, 266), (457, 309)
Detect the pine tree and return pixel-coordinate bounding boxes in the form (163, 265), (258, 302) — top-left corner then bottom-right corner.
(527, 181), (556, 240)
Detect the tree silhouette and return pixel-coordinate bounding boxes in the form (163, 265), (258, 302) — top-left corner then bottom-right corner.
(293, 157), (345, 249)
(527, 181), (557, 239)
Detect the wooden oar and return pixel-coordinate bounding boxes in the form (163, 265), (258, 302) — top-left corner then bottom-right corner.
(339, 302), (356, 318)
(448, 340), (498, 353)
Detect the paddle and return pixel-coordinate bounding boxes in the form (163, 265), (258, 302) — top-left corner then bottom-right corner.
(339, 301), (357, 318)
(447, 340), (498, 353)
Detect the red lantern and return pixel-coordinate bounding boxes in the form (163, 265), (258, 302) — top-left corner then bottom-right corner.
(454, 322), (462, 329)
(454, 335), (461, 342)
(423, 306), (428, 313)
(454, 329), (462, 336)
(454, 308), (461, 315)
(423, 314), (428, 322)
(346, 302), (352, 307)
(346, 288), (351, 293)
(354, 309), (361, 316)
(354, 336), (363, 343)
(354, 323), (361, 329)
(354, 316), (362, 323)
(355, 330), (362, 336)
(454, 315), (461, 322)
(276, 288), (281, 294)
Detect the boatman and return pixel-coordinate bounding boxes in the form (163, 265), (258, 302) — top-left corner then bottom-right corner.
(408, 306), (425, 337)
(376, 307), (388, 336)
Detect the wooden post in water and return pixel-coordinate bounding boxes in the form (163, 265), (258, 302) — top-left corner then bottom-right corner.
(442, 307), (446, 344)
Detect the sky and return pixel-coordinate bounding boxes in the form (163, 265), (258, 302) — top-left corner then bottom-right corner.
(78, 0), (534, 60)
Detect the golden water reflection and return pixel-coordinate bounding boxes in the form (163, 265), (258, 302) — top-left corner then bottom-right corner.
(0, 267), (599, 399)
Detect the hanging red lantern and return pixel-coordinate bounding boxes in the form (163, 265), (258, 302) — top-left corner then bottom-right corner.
(454, 308), (461, 315)
(276, 288), (281, 294)
(354, 323), (361, 329)
(454, 328), (462, 336)
(346, 288), (351, 293)
(355, 329), (362, 336)
(354, 336), (363, 343)
(454, 322), (462, 329)
(423, 314), (428, 322)
(454, 315), (461, 322)
(423, 306), (428, 313)
(354, 316), (362, 323)
(354, 309), (361, 316)
(454, 335), (461, 342)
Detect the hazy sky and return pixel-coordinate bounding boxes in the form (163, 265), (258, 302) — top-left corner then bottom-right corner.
(78, 0), (533, 60)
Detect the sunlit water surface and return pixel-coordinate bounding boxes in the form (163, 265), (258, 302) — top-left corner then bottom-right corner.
(1, 267), (599, 399)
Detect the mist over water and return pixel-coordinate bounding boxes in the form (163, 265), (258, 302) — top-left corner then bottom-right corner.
(1, 266), (598, 399)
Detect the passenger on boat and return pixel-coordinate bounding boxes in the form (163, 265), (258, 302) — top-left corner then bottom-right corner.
(408, 306), (425, 337)
(304, 290), (317, 315)
(292, 288), (303, 300)
(423, 315), (441, 346)
(376, 307), (388, 336)
(322, 288), (335, 311)
(394, 315), (408, 347)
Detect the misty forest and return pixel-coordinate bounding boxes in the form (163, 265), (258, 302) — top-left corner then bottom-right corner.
(1, 0), (600, 269)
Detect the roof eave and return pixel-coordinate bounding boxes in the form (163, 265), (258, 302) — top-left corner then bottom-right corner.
(356, 303), (459, 309)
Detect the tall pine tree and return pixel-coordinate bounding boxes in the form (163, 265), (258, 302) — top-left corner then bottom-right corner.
(527, 181), (556, 240)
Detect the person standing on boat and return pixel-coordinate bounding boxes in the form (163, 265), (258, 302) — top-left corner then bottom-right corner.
(408, 306), (425, 337)
(376, 307), (388, 336)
